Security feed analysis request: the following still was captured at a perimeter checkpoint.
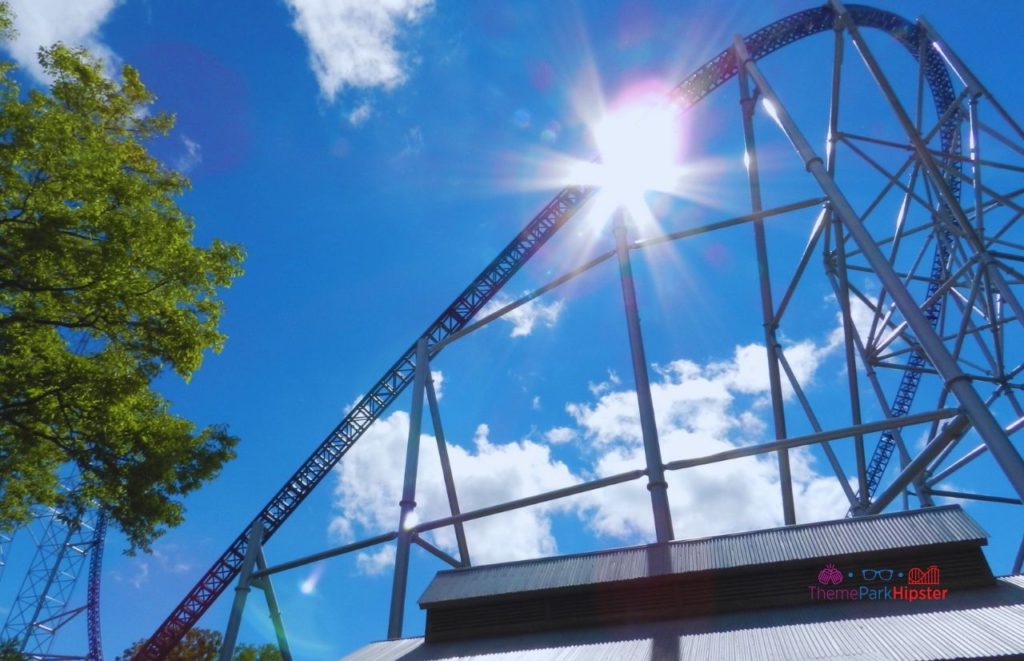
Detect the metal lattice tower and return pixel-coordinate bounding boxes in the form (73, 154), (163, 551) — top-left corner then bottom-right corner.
(0, 530), (12, 585)
(1, 494), (106, 661)
(138, 2), (1024, 658)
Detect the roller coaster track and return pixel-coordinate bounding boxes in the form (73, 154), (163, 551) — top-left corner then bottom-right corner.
(87, 511), (106, 661)
(137, 5), (960, 657)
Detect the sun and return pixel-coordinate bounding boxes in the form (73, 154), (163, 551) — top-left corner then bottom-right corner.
(569, 96), (684, 231)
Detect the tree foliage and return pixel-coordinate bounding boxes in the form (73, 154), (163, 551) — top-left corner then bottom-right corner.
(0, 639), (20, 661)
(118, 628), (283, 661)
(0, 2), (243, 551)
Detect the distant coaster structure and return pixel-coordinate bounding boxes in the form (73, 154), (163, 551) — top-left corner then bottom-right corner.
(130, 2), (1024, 658)
(1, 490), (105, 660)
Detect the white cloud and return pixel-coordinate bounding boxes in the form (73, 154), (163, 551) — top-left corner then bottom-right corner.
(480, 294), (564, 338)
(108, 559), (150, 589)
(283, 0), (433, 101)
(531, 395), (541, 411)
(570, 339), (848, 540)
(588, 370), (621, 396)
(356, 544), (396, 576)
(151, 546), (192, 574)
(175, 135), (203, 173)
(544, 426), (577, 445)
(826, 292), (880, 350)
(348, 102), (373, 126)
(430, 369), (443, 400)
(397, 125), (424, 159)
(3, 0), (122, 82)
(110, 543), (191, 590)
(129, 562), (150, 589)
(708, 340), (828, 400)
(330, 333), (849, 576)
(331, 417), (579, 571)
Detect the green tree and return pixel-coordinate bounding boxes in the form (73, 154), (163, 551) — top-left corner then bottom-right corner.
(232, 644), (286, 661)
(118, 629), (283, 661)
(0, 2), (243, 551)
(0, 639), (21, 661)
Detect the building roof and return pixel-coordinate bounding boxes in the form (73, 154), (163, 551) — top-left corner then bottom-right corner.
(420, 505), (987, 606)
(344, 576), (1024, 661)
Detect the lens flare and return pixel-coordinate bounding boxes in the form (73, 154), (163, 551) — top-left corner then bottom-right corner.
(567, 93), (685, 231)
(593, 103), (680, 199)
(299, 562), (325, 595)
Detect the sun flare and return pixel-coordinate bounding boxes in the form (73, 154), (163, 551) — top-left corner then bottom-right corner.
(568, 97), (685, 231)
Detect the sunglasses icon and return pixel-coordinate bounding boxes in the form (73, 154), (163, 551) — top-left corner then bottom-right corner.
(861, 569), (894, 581)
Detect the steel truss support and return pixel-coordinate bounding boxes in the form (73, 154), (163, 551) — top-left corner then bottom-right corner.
(613, 211), (675, 543)
(425, 363), (471, 567)
(736, 56), (796, 525)
(240, 409), (959, 597)
(387, 339), (429, 640)
(1, 496), (102, 661)
(918, 18), (1024, 142)
(867, 415), (971, 514)
(775, 340), (859, 509)
(922, 489), (1022, 506)
(219, 524), (293, 661)
(220, 524), (262, 661)
(927, 411), (1024, 487)
(833, 0), (1024, 503)
(733, 32), (1024, 504)
(389, 338), (471, 639)
(254, 550), (291, 659)
(0, 530), (11, 579)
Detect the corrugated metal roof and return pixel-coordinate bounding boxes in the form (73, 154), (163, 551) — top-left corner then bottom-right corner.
(420, 506), (986, 606)
(344, 575), (1024, 660)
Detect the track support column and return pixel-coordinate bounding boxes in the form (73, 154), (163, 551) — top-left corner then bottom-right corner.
(613, 210), (674, 543)
(388, 338), (430, 639)
(220, 523), (263, 661)
(736, 52), (796, 526)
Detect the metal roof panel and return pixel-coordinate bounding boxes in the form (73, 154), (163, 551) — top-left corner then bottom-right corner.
(347, 576), (1024, 661)
(420, 505), (986, 606)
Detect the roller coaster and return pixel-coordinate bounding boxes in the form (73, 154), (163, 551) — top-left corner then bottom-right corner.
(143, 2), (1024, 657)
(3, 1), (1023, 658)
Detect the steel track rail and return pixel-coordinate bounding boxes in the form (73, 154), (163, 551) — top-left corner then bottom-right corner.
(86, 511), (106, 661)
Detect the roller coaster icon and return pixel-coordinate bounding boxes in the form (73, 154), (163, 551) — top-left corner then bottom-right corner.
(908, 565), (942, 585)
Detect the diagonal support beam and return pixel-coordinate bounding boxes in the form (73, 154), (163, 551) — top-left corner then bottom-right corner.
(220, 523), (264, 661)
(424, 372), (470, 567)
(255, 550), (292, 661)
(868, 415), (972, 514)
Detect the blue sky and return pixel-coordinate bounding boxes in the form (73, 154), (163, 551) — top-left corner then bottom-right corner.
(2, 1), (1023, 659)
